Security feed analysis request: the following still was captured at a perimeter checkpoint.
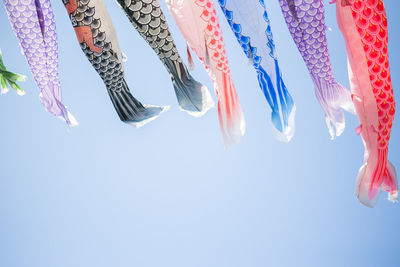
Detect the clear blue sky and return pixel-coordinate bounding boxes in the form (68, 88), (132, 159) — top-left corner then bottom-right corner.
(0, 1), (399, 266)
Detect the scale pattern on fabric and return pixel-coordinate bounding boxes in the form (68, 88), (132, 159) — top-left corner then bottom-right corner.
(336, 0), (397, 206)
(64, 0), (167, 126)
(218, 0), (296, 141)
(116, 0), (214, 116)
(279, 0), (354, 139)
(166, 0), (245, 148)
(4, 0), (77, 125)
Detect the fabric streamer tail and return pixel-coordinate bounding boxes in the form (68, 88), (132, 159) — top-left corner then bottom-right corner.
(312, 78), (355, 138)
(64, 0), (168, 127)
(164, 58), (214, 117)
(107, 79), (168, 128)
(356, 148), (398, 207)
(114, 0), (213, 117)
(5, 0), (78, 127)
(216, 72), (245, 149)
(257, 62), (296, 142)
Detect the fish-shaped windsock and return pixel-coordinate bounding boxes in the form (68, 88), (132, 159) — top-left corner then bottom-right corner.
(166, 0), (245, 148)
(219, 0), (296, 141)
(115, 0), (214, 117)
(0, 49), (26, 95)
(336, 0), (397, 206)
(279, 0), (354, 138)
(4, 0), (77, 126)
(63, 0), (168, 127)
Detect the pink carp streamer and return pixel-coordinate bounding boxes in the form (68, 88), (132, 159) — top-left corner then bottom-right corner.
(166, 0), (245, 148)
(335, 0), (397, 206)
(4, 0), (77, 126)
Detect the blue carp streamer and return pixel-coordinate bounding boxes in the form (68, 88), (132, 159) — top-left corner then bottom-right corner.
(218, 0), (296, 141)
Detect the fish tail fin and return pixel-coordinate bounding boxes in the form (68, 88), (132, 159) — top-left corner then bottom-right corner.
(38, 88), (78, 127)
(312, 78), (355, 139)
(386, 161), (398, 203)
(216, 72), (245, 149)
(58, 105), (78, 127)
(108, 79), (169, 128)
(164, 58), (214, 117)
(356, 148), (398, 207)
(65, 111), (78, 127)
(257, 64), (296, 142)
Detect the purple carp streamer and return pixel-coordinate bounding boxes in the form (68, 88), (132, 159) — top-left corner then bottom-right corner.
(4, 0), (77, 126)
(63, 0), (168, 127)
(279, 0), (355, 138)
(0, 49), (26, 95)
(115, 0), (215, 117)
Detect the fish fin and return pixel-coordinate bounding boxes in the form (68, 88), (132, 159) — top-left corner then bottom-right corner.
(351, 93), (363, 103)
(216, 72), (245, 149)
(356, 148), (398, 207)
(256, 63), (296, 142)
(65, 111), (79, 127)
(386, 161), (398, 203)
(355, 124), (377, 136)
(312, 78), (355, 139)
(108, 79), (168, 127)
(186, 43), (195, 71)
(163, 58), (214, 117)
(355, 125), (362, 135)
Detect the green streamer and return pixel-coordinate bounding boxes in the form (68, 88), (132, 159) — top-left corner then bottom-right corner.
(0, 49), (26, 95)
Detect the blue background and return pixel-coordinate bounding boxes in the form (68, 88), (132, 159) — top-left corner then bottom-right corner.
(0, 0), (399, 266)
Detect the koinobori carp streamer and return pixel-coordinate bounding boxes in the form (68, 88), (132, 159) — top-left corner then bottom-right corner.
(335, 0), (397, 206)
(63, 0), (168, 127)
(166, 0), (245, 148)
(279, 0), (354, 139)
(115, 0), (214, 117)
(0, 49), (26, 95)
(218, 0), (296, 141)
(4, 0), (77, 126)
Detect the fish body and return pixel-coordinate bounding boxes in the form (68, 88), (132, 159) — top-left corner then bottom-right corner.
(336, 0), (397, 206)
(63, 0), (167, 127)
(4, 0), (77, 125)
(166, 0), (245, 148)
(115, 0), (214, 117)
(218, 0), (296, 141)
(279, 0), (354, 138)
